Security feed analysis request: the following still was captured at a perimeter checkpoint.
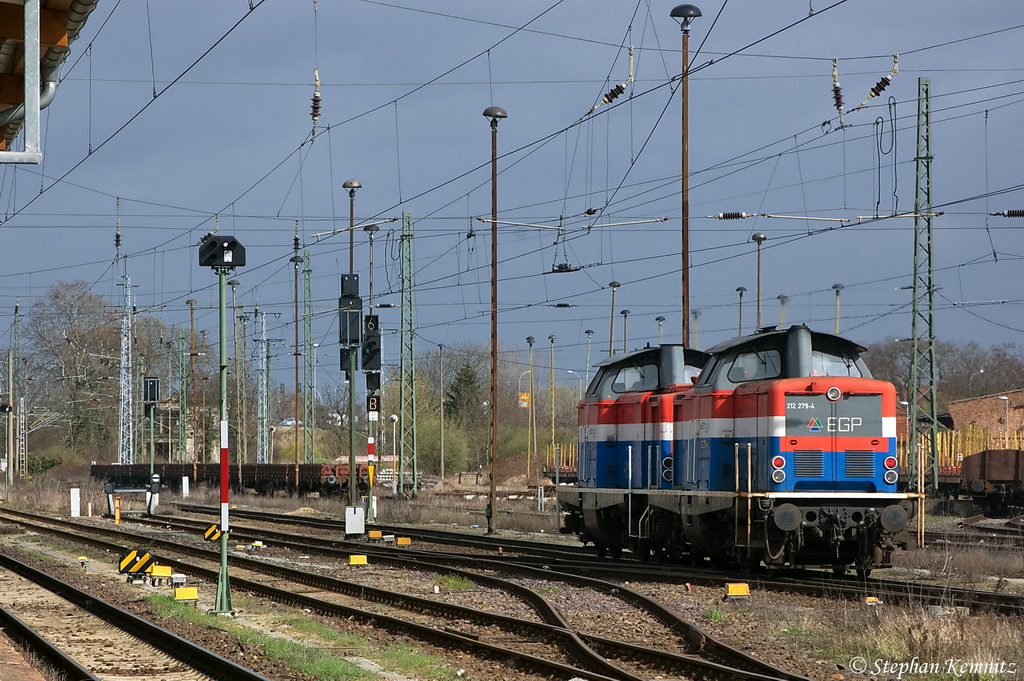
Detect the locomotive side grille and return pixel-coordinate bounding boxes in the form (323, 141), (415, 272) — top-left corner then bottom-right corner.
(793, 450), (823, 477)
(845, 451), (875, 478)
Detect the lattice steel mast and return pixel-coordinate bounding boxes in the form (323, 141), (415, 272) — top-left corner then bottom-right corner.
(177, 326), (189, 462)
(398, 211), (418, 495)
(118, 274), (135, 465)
(303, 250), (315, 462)
(254, 310), (270, 464)
(908, 77), (939, 491)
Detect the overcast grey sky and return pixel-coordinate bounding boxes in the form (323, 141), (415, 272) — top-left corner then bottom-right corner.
(2, 0), (1022, 393)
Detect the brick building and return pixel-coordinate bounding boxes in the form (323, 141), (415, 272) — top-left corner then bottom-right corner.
(947, 389), (1024, 435)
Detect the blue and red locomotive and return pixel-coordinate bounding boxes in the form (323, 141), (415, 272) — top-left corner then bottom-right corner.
(557, 325), (918, 575)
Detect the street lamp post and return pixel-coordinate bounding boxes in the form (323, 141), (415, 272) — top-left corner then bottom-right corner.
(752, 233), (767, 329)
(290, 232), (304, 489)
(584, 330), (594, 384)
(567, 370), (582, 400)
(527, 336), (536, 480)
(608, 282), (620, 356)
(997, 396), (1010, 446)
(777, 294), (789, 329)
(671, 3), (701, 346)
(832, 283), (844, 335)
(484, 105), (507, 535)
(197, 235), (245, 616)
(620, 310), (630, 353)
(655, 317), (665, 346)
(343, 180), (361, 274)
(736, 287), (746, 336)
(438, 344), (445, 485)
(549, 335), (556, 458)
(389, 414), (398, 495)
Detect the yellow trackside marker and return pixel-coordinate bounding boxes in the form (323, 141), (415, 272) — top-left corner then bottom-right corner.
(396, 537), (411, 546)
(865, 596), (882, 606)
(204, 525), (225, 542)
(724, 582), (750, 600)
(118, 549), (155, 575)
(174, 587), (198, 601)
(368, 530), (383, 540)
(349, 555), (368, 565)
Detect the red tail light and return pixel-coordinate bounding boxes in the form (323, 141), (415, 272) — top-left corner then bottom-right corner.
(771, 456), (786, 469)
(884, 456), (897, 469)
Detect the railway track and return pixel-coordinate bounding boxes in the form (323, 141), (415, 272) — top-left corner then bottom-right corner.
(1, 508), (809, 681)
(170, 504), (1024, 616)
(0, 550), (272, 681)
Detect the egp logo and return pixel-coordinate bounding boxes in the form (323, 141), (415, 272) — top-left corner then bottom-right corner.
(808, 417), (862, 433)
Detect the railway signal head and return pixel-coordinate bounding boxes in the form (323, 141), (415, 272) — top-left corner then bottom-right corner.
(199, 235), (246, 269)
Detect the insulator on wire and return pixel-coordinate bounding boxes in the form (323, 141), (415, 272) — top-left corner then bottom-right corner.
(829, 58), (846, 131)
(869, 76), (891, 98)
(587, 46), (634, 115)
(310, 69), (322, 141)
(993, 210), (1024, 218)
(857, 54), (898, 109)
(710, 212), (753, 220)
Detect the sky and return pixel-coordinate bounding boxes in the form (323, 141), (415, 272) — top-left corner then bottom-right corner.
(1, 0), (1022, 398)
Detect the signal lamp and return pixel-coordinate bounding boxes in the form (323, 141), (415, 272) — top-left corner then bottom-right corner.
(883, 470), (899, 485)
(771, 456), (785, 469)
(771, 469), (786, 484)
(884, 456), (898, 470)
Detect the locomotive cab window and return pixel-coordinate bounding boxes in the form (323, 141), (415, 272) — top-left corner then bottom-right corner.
(589, 362), (659, 399)
(811, 350), (864, 377)
(726, 350), (781, 383)
(612, 363), (658, 393)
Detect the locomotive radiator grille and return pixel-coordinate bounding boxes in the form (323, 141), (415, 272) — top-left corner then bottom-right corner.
(793, 450), (824, 477)
(844, 451), (875, 478)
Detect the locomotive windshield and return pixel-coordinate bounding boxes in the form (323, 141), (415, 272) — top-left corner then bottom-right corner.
(726, 350), (782, 382)
(811, 349), (864, 377)
(587, 361), (659, 399)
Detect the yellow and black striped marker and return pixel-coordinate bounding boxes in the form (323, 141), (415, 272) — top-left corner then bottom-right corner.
(204, 524), (227, 542)
(118, 549), (155, 575)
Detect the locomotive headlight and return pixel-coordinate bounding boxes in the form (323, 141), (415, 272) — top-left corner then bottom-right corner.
(771, 469), (786, 484)
(771, 456), (786, 469)
(826, 386), (842, 402)
(883, 470), (899, 485)
(883, 456), (898, 470)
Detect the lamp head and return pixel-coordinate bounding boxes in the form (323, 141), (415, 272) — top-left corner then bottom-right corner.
(608, 280), (620, 290)
(670, 3), (702, 31)
(526, 336), (535, 346)
(548, 335), (556, 342)
(343, 180), (361, 198)
(736, 286), (747, 294)
(620, 309), (630, 317)
(483, 106), (507, 129)
(585, 329), (594, 337)
(752, 233), (767, 244)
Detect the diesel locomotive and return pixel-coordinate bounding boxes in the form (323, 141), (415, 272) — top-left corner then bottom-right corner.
(557, 325), (919, 575)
